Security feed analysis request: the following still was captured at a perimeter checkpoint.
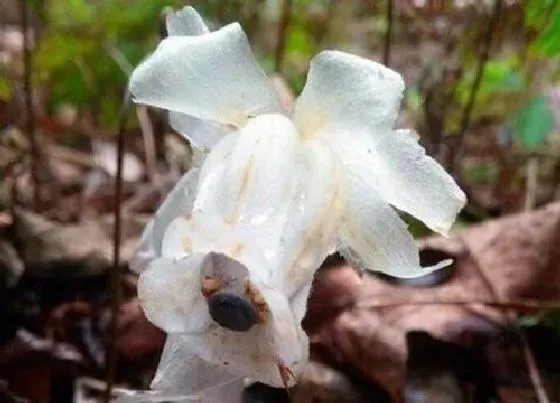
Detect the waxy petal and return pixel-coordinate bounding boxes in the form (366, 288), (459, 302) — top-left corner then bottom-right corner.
(289, 283), (312, 328)
(116, 376), (244, 403)
(129, 24), (284, 128)
(194, 115), (298, 276)
(169, 113), (231, 151)
(166, 6), (209, 36)
(336, 129), (466, 234)
(188, 286), (308, 388)
(164, 7), (234, 152)
(152, 335), (239, 393)
(132, 169), (200, 273)
(138, 255), (210, 334)
(294, 49), (464, 233)
(294, 50), (404, 139)
(162, 213), (271, 286)
(339, 168), (450, 278)
(279, 140), (346, 295)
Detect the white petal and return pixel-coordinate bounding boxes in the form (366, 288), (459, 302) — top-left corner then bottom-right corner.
(289, 283), (312, 325)
(129, 24), (284, 128)
(194, 115), (298, 273)
(188, 286), (308, 388)
(293, 49), (464, 233)
(169, 113), (231, 151)
(166, 6), (209, 36)
(138, 255), (210, 333)
(339, 170), (449, 278)
(162, 214), (272, 286)
(163, 7), (233, 153)
(294, 50), (404, 139)
(115, 378), (245, 403)
(279, 140), (346, 296)
(132, 219), (156, 273)
(336, 129), (466, 234)
(132, 169), (200, 272)
(151, 334), (239, 394)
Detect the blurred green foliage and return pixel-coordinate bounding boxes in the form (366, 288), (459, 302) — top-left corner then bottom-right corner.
(30, 0), (182, 127)
(509, 96), (555, 149)
(525, 0), (560, 56)
(23, 0), (558, 144)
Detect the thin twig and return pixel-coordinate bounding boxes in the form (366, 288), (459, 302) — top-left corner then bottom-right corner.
(104, 43), (158, 183)
(521, 145), (549, 402)
(383, 0), (394, 66)
(135, 106), (157, 183)
(524, 157), (539, 211)
(274, 0), (294, 72)
(104, 91), (130, 403)
(21, 0), (40, 207)
(358, 298), (560, 312)
(360, 296), (553, 400)
(519, 331), (551, 403)
(315, 0), (335, 49)
(453, 0), (502, 172)
(467, 231), (551, 403)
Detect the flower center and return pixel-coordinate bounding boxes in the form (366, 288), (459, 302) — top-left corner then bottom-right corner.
(201, 252), (267, 332)
(208, 291), (259, 332)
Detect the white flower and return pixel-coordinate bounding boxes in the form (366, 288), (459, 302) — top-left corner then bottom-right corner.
(128, 5), (466, 399)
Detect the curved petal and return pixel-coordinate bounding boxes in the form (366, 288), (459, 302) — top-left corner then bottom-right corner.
(339, 169), (450, 278)
(166, 6), (209, 36)
(279, 140), (346, 296)
(151, 334), (239, 393)
(129, 23), (284, 128)
(115, 378), (245, 403)
(289, 283), (312, 327)
(164, 7), (234, 152)
(132, 169), (200, 273)
(162, 214), (271, 287)
(187, 285), (308, 388)
(294, 50), (404, 139)
(169, 113), (232, 151)
(293, 49), (464, 233)
(194, 115), (298, 274)
(335, 129), (466, 234)
(138, 255), (210, 334)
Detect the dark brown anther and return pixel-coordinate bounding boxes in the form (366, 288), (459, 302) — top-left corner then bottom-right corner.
(208, 291), (259, 332)
(202, 252), (263, 332)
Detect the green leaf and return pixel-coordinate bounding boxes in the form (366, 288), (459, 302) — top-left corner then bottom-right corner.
(510, 97), (555, 149)
(525, 0), (560, 56)
(533, 6), (560, 56)
(48, 0), (97, 29)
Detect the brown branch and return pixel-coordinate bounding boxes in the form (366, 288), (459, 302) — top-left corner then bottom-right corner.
(383, 0), (394, 66)
(452, 0), (502, 172)
(20, 0), (40, 207)
(274, 0), (294, 73)
(358, 298), (560, 312)
(467, 228), (551, 403)
(519, 331), (551, 403)
(104, 91), (130, 403)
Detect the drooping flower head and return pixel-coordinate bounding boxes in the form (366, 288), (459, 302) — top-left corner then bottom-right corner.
(129, 5), (465, 399)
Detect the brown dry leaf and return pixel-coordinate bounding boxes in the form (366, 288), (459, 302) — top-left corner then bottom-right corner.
(305, 202), (560, 402)
(12, 208), (140, 276)
(111, 298), (165, 365)
(0, 329), (84, 402)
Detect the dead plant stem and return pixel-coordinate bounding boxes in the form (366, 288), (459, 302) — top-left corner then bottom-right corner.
(274, 0), (294, 72)
(383, 0), (394, 66)
(21, 0), (40, 207)
(453, 0), (502, 172)
(104, 91), (130, 403)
